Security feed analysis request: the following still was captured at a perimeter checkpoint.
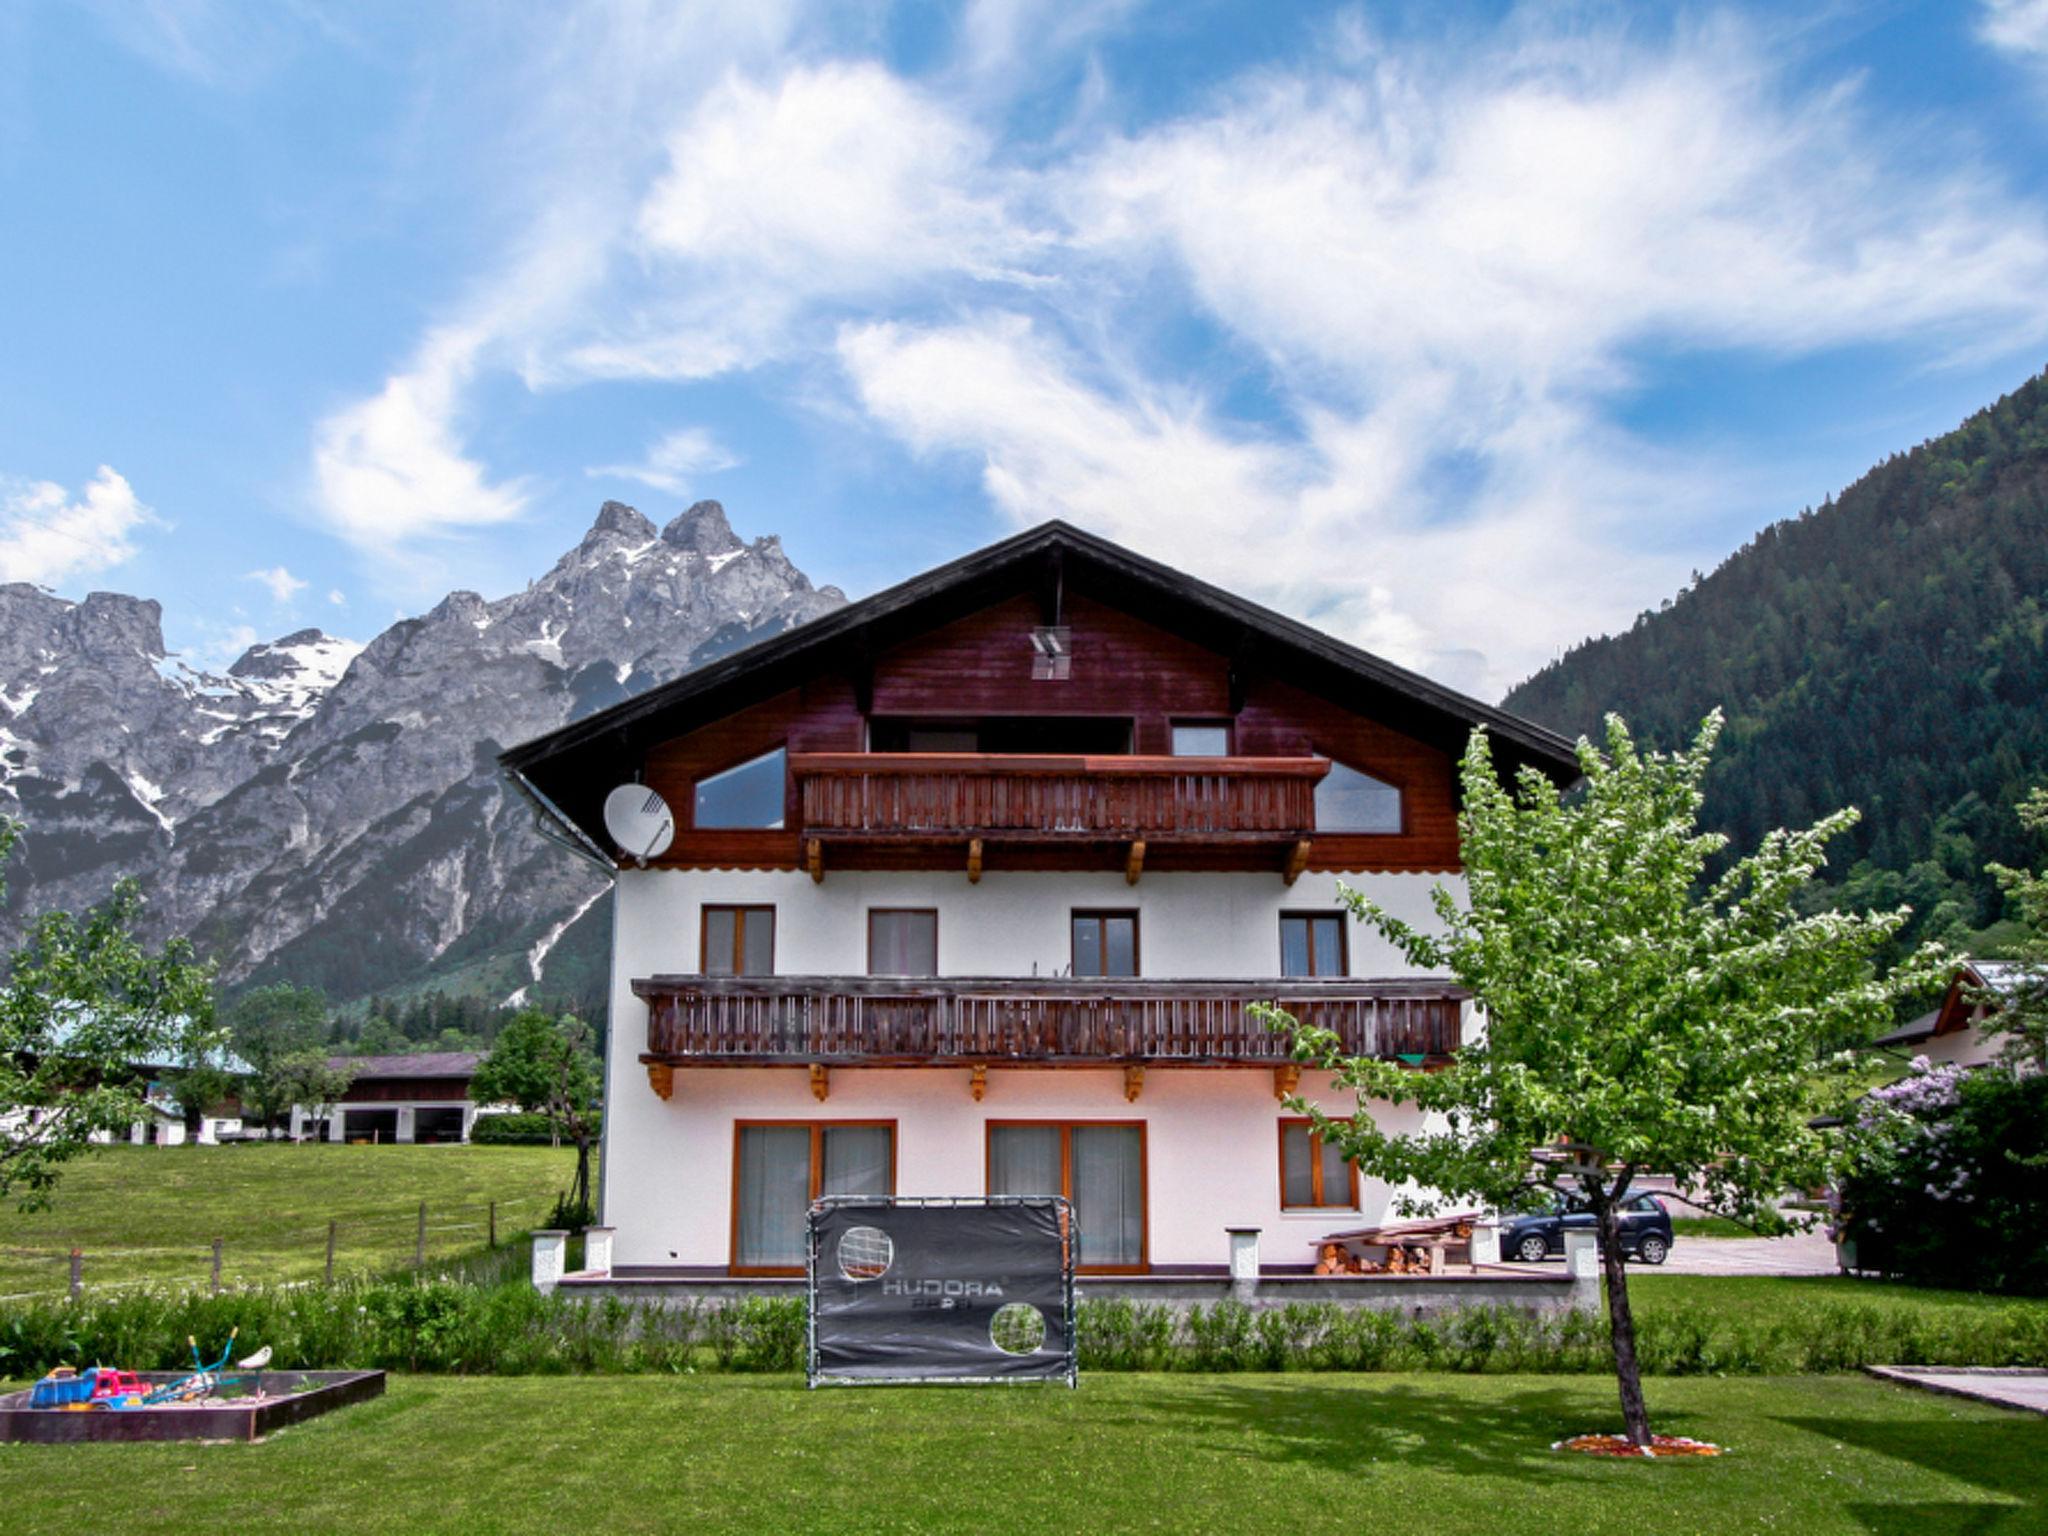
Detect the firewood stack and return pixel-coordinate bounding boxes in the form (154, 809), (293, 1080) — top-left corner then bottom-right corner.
(1312, 1214), (1482, 1275)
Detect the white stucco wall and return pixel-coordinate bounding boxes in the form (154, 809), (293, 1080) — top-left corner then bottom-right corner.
(600, 868), (1467, 1269)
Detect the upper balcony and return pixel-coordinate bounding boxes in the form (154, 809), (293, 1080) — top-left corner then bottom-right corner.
(634, 974), (1462, 1079)
(791, 753), (1330, 881)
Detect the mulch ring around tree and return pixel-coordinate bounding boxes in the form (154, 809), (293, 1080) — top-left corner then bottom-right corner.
(1553, 1432), (1726, 1458)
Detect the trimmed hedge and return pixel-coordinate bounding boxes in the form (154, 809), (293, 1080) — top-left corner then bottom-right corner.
(4, 1282), (2044, 1379)
(470, 1113), (600, 1147)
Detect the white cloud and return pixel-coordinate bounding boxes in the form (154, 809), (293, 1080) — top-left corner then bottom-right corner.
(0, 466), (153, 587)
(310, 325), (529, 555)
(587, 427), (740, 493)
(842, 15), (2048, 694)
(244, 565), (308, 604)
(1981, 0), (2048, 60)
(327, 588), (347, 606)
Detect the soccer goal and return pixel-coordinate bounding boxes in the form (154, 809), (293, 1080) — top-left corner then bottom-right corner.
(806, 1195), (1077, 1388)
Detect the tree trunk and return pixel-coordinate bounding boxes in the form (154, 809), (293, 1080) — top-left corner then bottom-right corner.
(1595, 1196), (1653, 1446)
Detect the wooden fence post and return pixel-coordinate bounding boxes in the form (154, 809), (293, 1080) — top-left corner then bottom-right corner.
(326, 1220), (337, 1284)
(488, 1200), (497, 1250)
(68, 1247), (82, 1301)
(415, 1201), (427, 1269)
(210, 1238), (223, 1295)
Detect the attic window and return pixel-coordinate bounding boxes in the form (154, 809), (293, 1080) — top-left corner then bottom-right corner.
(1315, 760), (1402, 834)
(1029, 626), (1071, 680)
(694, 746), (787, 829)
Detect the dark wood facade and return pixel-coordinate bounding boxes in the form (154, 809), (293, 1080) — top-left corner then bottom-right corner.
(636, 593), (1467, 876)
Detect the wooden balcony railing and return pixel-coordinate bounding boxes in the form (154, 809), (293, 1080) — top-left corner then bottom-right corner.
(634, 975), (1463, 1066)
(790, 754), (1328, 843)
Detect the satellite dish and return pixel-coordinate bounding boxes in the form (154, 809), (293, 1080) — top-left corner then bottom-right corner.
(603, 783), (675, 862)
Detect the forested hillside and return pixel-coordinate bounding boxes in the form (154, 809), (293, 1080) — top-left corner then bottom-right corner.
(1506, 368), (2048, 954)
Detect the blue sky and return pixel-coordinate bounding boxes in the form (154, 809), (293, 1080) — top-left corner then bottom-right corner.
(4, 1), (2048, 698)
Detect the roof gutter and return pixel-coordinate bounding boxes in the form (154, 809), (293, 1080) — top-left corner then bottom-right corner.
(502, 764), (618, 876)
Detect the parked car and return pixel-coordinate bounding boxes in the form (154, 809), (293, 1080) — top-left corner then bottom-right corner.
(1498, 1192), (1673, 1265)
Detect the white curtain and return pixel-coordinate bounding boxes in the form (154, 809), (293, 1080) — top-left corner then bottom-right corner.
(820, 1125), (892, 1197)
(735, 1126), (810, 1268)
(989, 1125), (1062, 1196)
(1071, 1125), (1144, 1267)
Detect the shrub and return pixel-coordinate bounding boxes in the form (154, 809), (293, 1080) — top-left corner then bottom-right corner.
(471, 1112), (601, 1147)
(1841, 1061), (2048, 1295)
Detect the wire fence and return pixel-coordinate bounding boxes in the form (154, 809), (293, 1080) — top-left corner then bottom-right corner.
(0, 1192), (564, 1302)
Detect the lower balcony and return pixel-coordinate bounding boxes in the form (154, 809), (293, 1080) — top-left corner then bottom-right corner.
(633, 975), (1463, 1069)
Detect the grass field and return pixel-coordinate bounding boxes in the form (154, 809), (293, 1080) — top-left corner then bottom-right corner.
(1668, 1215), (1757, 1238)
(0, 1373), (2038, 1533)
(0, 1143), (579, 1299)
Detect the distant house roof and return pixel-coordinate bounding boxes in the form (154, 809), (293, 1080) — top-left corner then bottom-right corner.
(1873, 1008), (1942, 1048)
(500, 519), (1585, 859)
(1879, 959), (2038, 1051)
(329, 1052), (481, 1080)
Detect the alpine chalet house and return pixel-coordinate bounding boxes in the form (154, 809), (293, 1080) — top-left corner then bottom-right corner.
(501, 523), (1579, 1289)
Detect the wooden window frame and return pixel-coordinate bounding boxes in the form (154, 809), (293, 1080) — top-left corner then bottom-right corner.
(1311, 751), (1408, 837)
(1069, 908), (1140, 978)
(1278, 911), (1349, 978)
(700, 904), (776, 976)
(984, 1119), (1149, 1274)
(866, 907), (940, 977)
(1169, 718), (1235, 756)
(1277, 1117), (1360, 1211)
(729, 1118), (898, 1276)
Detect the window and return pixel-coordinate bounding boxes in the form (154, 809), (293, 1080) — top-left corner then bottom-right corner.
(694, 746), (787, 829)
(702, 905), (775, 976)
(1279, 1119), (1358, 1210)
(1315, 760), (1402, 833)
(733, 1122), (894, 1272)
(1071, 910), (1138, 977)
(868, 909), (938, 976)
(988, 1122), (1146, 1269)
(1170, 720), (1232, 756)
(1280, 913), (1347, 977)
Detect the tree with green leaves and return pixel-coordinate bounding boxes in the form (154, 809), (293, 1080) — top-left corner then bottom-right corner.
(1984, 785), (2048, 1069)
(1261, 714), (1941, 1447)
(0, 820), (220, 1210)
(274, 1050), (355, 1142)
(473, 1008), (600, 1225)
(225, 983), (331, 1133)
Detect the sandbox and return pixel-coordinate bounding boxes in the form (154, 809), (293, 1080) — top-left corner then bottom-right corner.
(0, 1369), (385, 1443)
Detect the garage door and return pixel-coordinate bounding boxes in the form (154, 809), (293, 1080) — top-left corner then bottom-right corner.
(413, 1106), (468, 1143)
(344, 1108), (400, 1144)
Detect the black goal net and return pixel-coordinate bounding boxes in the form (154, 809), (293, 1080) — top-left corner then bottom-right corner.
(806, 1196), (1077, 1387)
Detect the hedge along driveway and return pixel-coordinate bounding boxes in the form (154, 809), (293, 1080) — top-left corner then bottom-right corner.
(0, 1375), (2039, 1535)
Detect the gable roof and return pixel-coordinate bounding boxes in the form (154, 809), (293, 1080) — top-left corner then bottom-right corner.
(500, 520), (1582, 853)
(328, 1052), (481, 1080)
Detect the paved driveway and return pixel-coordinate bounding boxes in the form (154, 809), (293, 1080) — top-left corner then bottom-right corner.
(1659, 1229), (1839, 1276)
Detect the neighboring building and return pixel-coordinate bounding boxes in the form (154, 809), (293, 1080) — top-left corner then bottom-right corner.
(291, 1052), (484, 1143)
(1873, 959), (2028, 1069)
(502, 522), (1580, 1280)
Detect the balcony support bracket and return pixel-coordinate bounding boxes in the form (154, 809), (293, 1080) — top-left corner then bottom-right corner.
(969, 1064), (987, 1102)
(1124, 839), (1145, 886)
(1123, 1065), (1144, 1103)
(1283, 839), (1311, 886)
(647, 1062), (674, 1102)
(809, 1064), (830, 1102)
(1273, 1063), (1299, 1103)
(807, 838), (824, 885)
(967, 837), (984, 884)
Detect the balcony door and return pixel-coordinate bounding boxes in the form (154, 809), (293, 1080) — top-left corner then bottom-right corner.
(987, 1122), (1146, 1271)
(733, 1121), (895, 1273)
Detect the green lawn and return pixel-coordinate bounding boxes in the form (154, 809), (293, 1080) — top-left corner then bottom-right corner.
(1669, 1215), (1757, 1238)
(0, 1143), (579, 1299)
(0, 1374), (2039, 1533)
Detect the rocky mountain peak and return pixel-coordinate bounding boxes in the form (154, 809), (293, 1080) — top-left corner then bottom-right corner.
(660, 499), (741, 556)
(588, 500), (658, 543)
